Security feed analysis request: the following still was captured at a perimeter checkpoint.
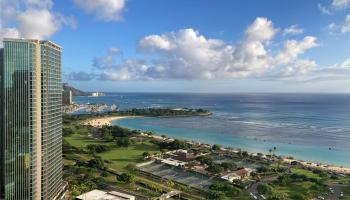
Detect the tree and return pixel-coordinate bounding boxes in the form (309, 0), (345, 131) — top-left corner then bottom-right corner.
(257, 183), (273, 194)
(242, 151), (249, 157)
(267, 191), (287, 200)
(172, 139), (188, 149)
(142, 151), (151, 158)
(257, 166), (269, 173)
(101, 130), (113, 141)
(209, 183), (240, 197)
(118, 173), (135, 183)
(196, 155), (213, 165)
(86, 144), (110, 153)
(291, 193), (308, 200)
(220, 162), (237, 171)
(206, 190), (225, 200)
(100, 171), (109, 177)
(116, 137), (131, 147)
(277, 174), (289, 186)
(63, 127), (74, 136)
(87, 157), (104, 169)
(212, 144), (221, 151)
(207, 164), (224, 174)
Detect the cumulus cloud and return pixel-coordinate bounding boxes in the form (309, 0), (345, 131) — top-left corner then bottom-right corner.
(69, 17), (322, 82)
(341, 15), (350, 33)
(0, 0), (76, 46)
(16, 9), (59, 39)
(24, 0), (53, 9)
(332, 0), (350, 8)
(282, 25), (304, 36)
(282, 60), (317, 77)
(318, 4), (332, 15)
(275, 36), (318, 65)
(1, 28), (21, 39)
(93, 47), (122, 69)
(318, 0), (350, 14)
(74, 0), (125, 22)
(264, 58), (350, 82)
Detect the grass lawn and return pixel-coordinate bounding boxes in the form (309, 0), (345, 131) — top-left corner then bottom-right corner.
(342, 186), (350, 200)
(274, 181), (326, 198)
(290, 168), (322, 179)
(64, 133), (160, 172)
(100, 142), (160, 171)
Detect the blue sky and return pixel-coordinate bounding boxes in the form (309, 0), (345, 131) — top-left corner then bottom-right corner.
(2, 0), (350, 93)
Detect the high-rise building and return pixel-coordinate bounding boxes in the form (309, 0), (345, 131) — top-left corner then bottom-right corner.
(62, 89), (73, 105)
(0, 38), (65, 200)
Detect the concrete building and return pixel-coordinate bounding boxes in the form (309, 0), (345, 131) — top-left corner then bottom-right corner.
(91, 92), (105, 97)
(76, 190), (135, 200)
(170, 149), (197, 162)
(63, 90), (73, 105)
(0, 38), (65, 200)
(221, 168), (255, 182)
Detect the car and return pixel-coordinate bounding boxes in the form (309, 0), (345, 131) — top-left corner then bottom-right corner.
(317, 196), (325, 200)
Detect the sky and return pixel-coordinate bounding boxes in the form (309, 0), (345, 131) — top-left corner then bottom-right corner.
(1, 0), (350, 93)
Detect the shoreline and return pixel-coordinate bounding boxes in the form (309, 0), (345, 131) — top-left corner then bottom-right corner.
(82, 115), (350, 175)
(82, 115), (141, 127)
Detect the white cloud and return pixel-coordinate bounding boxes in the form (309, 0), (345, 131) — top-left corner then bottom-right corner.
(282, 25), (304, 36)
(1, 28), (20, 39)
(283, 60), (317, 77)
(341, 15), (350, 33)
(16, 9), (58, 39)
(318, 0), (350, 14)
(245, 17), (276, 42)
(139, 35), (176, 51)
(332, 0), (350, 8)
(0, 0), (76, 46)
(93, 48), (122, 69)
(25, 0), (53, 9)
(327, 23), (339, 34)
(74, 0), (125, 22)
(335, 58), (350, 68)
(318, 4), (332, 15)
(108, 47), (122, 54)
(275, 36), (318, 65)
(70, 17), (320, 82)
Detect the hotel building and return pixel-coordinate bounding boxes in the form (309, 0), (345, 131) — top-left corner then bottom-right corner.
(0, 38), (65, 200)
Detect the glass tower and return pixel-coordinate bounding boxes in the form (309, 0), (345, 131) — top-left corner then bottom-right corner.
(0, 38), (65, 200)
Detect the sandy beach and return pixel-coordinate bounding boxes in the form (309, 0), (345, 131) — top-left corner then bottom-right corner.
(82, 116), (140, 127)
(283, 158), (350, 175)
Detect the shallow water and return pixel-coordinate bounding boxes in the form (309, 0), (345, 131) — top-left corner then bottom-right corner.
(74, 93), (350, 167)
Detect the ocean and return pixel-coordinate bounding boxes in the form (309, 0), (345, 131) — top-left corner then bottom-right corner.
(74, 93), (350, 167)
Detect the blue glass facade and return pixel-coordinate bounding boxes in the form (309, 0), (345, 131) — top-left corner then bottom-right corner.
(0, 39), (64, 200)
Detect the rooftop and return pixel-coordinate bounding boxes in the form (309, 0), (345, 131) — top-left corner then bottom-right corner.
(75, 189), (135, 200)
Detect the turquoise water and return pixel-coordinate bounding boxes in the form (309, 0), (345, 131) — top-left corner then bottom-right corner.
(75, 93), (350, 167)
(114, 117), (350, 167)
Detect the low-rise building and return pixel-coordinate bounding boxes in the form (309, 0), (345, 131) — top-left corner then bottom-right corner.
(171, 149), (197, 162)
(76, 189), (135, 200)
(221, 172), (241, 182)
(221, 168), (256, 182)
